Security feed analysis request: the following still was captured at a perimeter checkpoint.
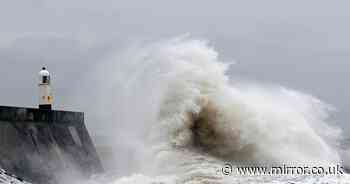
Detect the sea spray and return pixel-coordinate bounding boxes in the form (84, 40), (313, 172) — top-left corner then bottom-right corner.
(83, 37), (348, 183)
(146, 37), (341, 165)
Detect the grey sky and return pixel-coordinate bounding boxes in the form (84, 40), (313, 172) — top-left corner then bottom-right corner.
(0, 0), (349, 134)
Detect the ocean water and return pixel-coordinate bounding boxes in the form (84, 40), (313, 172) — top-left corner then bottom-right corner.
(2, 37), (350, 184)
(0, 169), (30, 184)
(89, 37), (349, 184)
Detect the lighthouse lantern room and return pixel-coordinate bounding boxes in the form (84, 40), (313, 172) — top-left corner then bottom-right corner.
(39, 67), (52, 110)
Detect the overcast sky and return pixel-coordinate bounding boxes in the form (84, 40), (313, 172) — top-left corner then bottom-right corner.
(1, 0), (350, 134)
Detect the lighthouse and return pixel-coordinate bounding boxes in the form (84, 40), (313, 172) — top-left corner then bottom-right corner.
(38, 67), (52, 110)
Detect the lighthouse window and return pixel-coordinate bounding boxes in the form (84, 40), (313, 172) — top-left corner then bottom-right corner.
(42, 76), (49, 84)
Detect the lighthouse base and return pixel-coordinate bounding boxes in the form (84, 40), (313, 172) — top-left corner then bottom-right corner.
(39, 104), (52, 110)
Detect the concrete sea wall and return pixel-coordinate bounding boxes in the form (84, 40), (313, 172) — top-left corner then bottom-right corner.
(0, 106), (103, 184)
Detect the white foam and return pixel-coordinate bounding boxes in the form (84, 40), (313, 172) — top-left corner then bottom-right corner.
(86, 36), (348, 184)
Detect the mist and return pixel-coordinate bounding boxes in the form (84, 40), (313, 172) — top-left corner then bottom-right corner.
(1, 1), (350, 183)
(72, 36), (346, 183)
(1, 0), (350, 134)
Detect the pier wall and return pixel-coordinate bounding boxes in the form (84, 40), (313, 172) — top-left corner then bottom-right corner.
(0, 106), (103, 184)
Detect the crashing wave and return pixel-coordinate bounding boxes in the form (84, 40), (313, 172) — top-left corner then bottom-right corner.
(0, 168), (30, 184)
(88, 37), (348, 184)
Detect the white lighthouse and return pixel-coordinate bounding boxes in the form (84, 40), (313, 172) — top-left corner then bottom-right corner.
(38, 67), (53, 110)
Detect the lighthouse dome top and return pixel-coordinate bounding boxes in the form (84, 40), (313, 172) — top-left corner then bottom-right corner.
(39, 67), (51, 84)
(39, 67), (50, 77)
